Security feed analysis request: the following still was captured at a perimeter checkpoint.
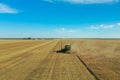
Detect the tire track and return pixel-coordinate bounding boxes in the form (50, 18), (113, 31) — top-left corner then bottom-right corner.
(25, 40), (96, 80)
(0, 40), (54, 68)
(0, 40), (53, 63)
(75, 54), (100, 80)
(25, 40), (59, 80)
(0, 40), (59, 80)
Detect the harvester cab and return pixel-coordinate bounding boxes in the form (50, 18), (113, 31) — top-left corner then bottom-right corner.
(64, 45), (71, 51)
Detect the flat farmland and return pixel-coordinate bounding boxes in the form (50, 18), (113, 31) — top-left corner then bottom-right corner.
(0, 39), (120, 80)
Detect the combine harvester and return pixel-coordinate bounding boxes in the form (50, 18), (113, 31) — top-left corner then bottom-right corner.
(60, 45), (71, 53)
(57, 40), (71, 54)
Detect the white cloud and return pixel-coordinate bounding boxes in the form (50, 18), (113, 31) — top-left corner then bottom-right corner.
(100, 24), (114, 28)
(90, 24), (116, 30)
(56, 28), (65, 33)
(54, 27), (79, 38)
(43, 0), (119, 4)
(91, 25), (100, 30)
(0, 3), (18, 14)
(117, 23), (120, 26)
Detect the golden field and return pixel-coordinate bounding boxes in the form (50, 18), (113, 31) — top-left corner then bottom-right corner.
(0, 39), (120, 80)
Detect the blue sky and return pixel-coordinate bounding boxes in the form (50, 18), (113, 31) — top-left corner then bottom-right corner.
(0, 0), (120, 38)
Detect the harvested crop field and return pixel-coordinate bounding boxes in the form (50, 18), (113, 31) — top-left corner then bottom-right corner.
(0, 39), (120, 80)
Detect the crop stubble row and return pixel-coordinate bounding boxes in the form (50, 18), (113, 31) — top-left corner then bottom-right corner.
(0, 39), (120, 80)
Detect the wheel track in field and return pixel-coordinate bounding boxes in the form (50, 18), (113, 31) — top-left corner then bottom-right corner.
(0, 40), (54, 68)
(0, 41), (48, 55)
(25, 40), (60, 80)
(70, 40), (100, 80)
(88, 54), (120, 80)
(62, 39), (99, 80)
(0, 41), (38, 50)
(0, 40), (59, 79)
(2, 39), (120, 80)
(25, 40), (95, 80)
(75, 54), (100, 80)
(0, 40), (53, 63)
(61, 40), (99, 80)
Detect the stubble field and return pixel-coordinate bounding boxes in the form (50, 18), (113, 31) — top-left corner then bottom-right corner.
(0, 39), (120, 80)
